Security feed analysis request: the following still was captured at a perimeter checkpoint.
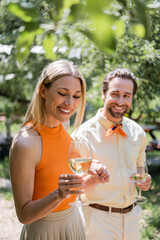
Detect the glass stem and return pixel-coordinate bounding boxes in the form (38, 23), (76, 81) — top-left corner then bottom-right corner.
(138, 189), (142, 198)
(76, 192), (81, 202)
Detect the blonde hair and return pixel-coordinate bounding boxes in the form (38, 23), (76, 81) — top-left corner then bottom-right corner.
(23, 59), (86, 129)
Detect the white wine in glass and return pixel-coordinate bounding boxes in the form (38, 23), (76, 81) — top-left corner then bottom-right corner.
(68, 140), (92, 206)
(131, 162), (148, 204)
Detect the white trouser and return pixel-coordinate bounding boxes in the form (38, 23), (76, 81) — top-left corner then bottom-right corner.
(79, 205), (142, 240)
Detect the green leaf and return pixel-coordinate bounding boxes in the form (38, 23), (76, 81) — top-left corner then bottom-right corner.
(43, 34), (56, 60)
(16, 23), (42, 65)
(79, 25), (116, 56)
(53, 0), (64, 14)
(63, 33), (71, 47)
(113, 19), (125, 39)
(25, 22), (42, 32)
(48, 0), (64, 20)
(134, 24), (145, 38)
(79, 14), (117, 55)
(63, 0), (80, 9)
(86, 0), (112, 14)
(134, 0), (150, 39)
(7, 3), (39, 22)
(69, 3), (85, 21)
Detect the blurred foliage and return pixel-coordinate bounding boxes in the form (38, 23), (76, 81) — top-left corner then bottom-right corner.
(0, 157), (13, 200)
(5, 0), (150, 62)
(0, 157), (10, 179)
(140, 164), (160, 239)
(0, 0), (160, 134)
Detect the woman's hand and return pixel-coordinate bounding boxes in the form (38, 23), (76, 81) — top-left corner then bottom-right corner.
(136, 174), (152, 191)
(58, 174), (85, 199)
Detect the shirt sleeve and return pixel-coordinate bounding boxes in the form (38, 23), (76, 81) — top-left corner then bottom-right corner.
(71, 128), (86, 142)
(136, 129), (146, 167)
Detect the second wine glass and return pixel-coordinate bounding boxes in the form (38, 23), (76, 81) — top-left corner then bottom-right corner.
(131, 162), (148, 204)
(68, 140), (92, 206)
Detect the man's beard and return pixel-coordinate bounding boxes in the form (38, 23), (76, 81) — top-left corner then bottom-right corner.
(107, 105), (128, 119)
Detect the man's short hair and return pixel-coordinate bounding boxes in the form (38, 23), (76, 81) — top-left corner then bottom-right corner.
(102, 69), (138, 95)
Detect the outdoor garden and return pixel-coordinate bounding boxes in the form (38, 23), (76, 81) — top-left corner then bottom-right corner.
(0, 0), (160, 239)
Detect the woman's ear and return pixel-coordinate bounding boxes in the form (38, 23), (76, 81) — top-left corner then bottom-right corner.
(102, 91), (106, 101)
(40, 84), (46, 99)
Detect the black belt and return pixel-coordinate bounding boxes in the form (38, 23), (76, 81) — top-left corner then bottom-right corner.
(89, 203), (137, 214)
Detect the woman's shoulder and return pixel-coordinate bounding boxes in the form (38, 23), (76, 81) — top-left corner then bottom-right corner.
(10, 126), (42, 155)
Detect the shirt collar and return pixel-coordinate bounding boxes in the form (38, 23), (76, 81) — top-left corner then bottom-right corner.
(96, 108), (124, 130)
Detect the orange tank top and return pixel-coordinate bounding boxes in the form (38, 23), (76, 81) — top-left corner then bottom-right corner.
(32, 123), (76, 212)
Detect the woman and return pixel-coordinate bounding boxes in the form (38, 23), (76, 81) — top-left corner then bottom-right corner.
(9, 60), (109, 240)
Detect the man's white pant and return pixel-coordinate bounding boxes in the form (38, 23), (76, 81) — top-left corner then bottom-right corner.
(79, 205), (142, 240)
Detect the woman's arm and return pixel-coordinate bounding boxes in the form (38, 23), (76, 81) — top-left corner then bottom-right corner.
(9, 130), (84, 225)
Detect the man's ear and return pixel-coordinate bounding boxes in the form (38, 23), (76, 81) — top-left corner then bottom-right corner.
(40, 84), (46, 99)
(102, 91), (106, 101)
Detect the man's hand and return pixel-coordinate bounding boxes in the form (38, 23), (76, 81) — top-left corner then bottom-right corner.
(136, 174), (152, 191)
(88, 159), (110, 183)
(82, 159), (110, 193)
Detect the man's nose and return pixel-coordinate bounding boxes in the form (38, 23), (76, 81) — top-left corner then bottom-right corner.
(117, 96), (124, 105)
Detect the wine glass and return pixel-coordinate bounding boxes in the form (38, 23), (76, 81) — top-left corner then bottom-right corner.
(68, 140), (92, 206)
(131, 162), (148, 204)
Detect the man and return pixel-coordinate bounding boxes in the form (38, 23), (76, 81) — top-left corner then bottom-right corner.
(72, 69), (151, 240)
